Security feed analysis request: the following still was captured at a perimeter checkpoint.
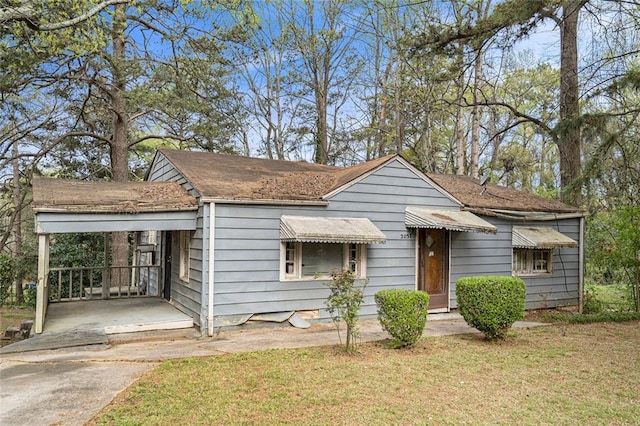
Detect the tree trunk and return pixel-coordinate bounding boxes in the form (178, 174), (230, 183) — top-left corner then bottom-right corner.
(394, 63), (404, 155)
(315, 88), (329, 164)
(454, 56), (465, 175)
(558, 0), (582, 206)
(110, 2), (130, 288)
(110, 2), (128, 183)
(12, 142), (24, 305)
(470, 45), (483, 180)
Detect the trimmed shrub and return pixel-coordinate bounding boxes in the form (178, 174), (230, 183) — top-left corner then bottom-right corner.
(375, 289), (430, 347)
(456, 276), (526, 340)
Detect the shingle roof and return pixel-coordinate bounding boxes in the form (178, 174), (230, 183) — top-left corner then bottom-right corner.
(155, 150), (582, 214)
(158, 149), (395, 201)
(427, 174), (583, 213)
(32, 177), (198, 213)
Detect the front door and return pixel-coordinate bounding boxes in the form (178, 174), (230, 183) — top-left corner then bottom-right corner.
(418, 228), (449, 310)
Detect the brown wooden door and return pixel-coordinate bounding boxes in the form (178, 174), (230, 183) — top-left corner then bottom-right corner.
(418, 229), (449, 310)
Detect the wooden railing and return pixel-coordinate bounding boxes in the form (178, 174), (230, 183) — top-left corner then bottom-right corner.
(48, 264), (161, 302)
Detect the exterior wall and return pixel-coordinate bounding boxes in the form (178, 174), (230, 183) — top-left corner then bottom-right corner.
(450, 217), (581, 309)
(212, 159), (459, 320)
(147, 153), (204, 326)
(149, 152), (582, 326)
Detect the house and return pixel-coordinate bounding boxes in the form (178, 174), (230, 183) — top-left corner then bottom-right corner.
(143, 149), (585, 336)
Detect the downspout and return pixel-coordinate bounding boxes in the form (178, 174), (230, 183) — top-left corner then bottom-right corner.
(579, 216), (585, 313)
(207, 203), (216, 336)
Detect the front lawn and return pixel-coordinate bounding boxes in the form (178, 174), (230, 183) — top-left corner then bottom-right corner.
(91, 321), (640, 425)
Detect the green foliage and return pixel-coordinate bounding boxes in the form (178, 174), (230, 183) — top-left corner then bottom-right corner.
(582, 288), (603, 314)
(455, 276), (526, 340)
(325, 269), (365, 353)
(542, 311), (640, 324)
(375, 289), (429, 347)
(48, 233), (107, 300)
(0, 253), (16, 305)
(23, 284), (37, 308)
(586, 207), (640, 312)
(50, 233), (106, 268)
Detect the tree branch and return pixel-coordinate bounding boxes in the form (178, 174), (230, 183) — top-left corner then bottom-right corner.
(469, 99), (555, 137)
(0, 0), (130, 31)
(129, 134), (193, 148)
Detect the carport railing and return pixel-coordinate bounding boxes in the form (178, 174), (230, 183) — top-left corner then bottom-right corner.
(48, 265), (161, 302)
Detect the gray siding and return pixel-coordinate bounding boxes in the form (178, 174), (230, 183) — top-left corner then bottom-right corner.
(149, 153), (582, 326)
(35, 211), (195, 233)
(211, 159), (459, 320)
(450, 217), (581, 309)
(148, 153), (204, 326)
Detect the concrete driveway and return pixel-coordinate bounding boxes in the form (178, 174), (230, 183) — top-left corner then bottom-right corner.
(0, 318), (545, 425)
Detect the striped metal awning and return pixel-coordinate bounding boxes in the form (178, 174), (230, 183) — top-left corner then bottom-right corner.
(512, 226), (577, 249)
(405, 207), (497, 234)
(280, 215), (387, 244)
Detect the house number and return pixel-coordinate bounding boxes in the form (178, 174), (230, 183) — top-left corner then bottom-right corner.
(400, 233), (413, 239)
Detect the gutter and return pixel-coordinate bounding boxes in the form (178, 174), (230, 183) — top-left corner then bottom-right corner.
(200, 197), (329, 206)
(465, 208), (588, 221)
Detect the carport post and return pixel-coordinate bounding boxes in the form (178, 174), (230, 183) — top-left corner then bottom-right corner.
(35, 233), (50, 334)
(103, 232), (110, 299)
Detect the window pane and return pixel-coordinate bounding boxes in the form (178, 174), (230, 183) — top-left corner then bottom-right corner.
(532, 250), (550, 272)
(302, 243), (343, 277)
(348, 243), (358, 273)
(513, 249), (527, 272)
(285, 242), (296, 275)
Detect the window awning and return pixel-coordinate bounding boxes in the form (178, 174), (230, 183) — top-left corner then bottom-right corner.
(405, 207), (497, 234)
(280, 215), (387, 244)
(512, 226), (578, 249)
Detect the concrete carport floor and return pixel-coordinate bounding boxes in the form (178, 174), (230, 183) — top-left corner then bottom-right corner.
(0, 313), (547, 426)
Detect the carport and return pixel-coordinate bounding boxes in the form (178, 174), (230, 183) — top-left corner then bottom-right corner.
(31, 177), (199, 334)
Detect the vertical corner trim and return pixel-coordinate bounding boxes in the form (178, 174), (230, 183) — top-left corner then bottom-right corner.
(207, 203), (216, 336)
(578, 217), (585, 313)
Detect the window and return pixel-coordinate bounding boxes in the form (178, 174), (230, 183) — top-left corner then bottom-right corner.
(513, 249), (552, 275)
(179, 231), (190, 281)
(282, 242), (365, 280)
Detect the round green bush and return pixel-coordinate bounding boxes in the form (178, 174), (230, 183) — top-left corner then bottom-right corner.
(455, 276), (526, 340)
(375, 289), (430, 347)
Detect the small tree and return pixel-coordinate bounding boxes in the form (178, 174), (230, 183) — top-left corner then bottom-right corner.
(325, 269), (366, 353)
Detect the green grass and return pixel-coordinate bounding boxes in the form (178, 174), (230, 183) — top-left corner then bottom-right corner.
(585, 283), (635, 312)
(543, 311), (640, 324)
(91, 321), (640, 425)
